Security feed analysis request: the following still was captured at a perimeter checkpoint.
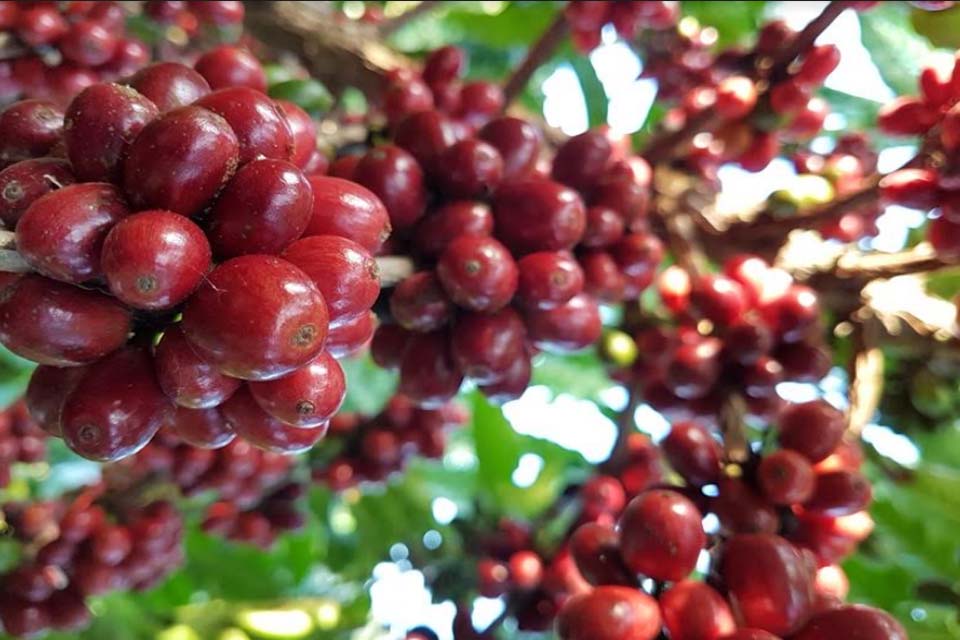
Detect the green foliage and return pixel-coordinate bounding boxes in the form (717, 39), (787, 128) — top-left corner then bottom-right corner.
(681, 1), (767, 48)
(859, 1), (936, 96)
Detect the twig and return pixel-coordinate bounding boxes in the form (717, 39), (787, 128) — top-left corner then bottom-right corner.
(845, 317), (884, 437)
(502, 13), (569, 108)
(768, 1), (853, 82)
(0, 230), (14, 250)
(653, 166), (711, 278)
(375, 255), (415, 286)
(642, 110), (717, 166)
(0, 250), (29, 273)
(379, 1), (442, 37)
(720, 394), (749, 463)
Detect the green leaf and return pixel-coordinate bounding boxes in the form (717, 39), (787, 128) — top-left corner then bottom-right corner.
(530, 351), (616, 405)
(269, 79), (334, 115)
(681, 1), (767, 48)
(925, 267), (960, 300)
(859, 2), (934, 96)
(338, 355), (397, 415)
(568, 54), (607, 128)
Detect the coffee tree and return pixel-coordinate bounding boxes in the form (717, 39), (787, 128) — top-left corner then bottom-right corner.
(0, 1), (957, 639)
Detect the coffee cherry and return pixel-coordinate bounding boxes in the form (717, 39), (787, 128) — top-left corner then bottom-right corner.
(582, 206), (626, 248)
(691, 274), (748, 327)
(759, 449), (816, 505)
(182, 255), (328, 380)
(64, 83), (159, 183)
(393, 110), (456, 175)
(128, 62), (211, 112)
(516, 251), (585, 309)
(557, 586), (662, 640)
(423, 45), (466, 86)
(370, 324), (412, 369)
(478, 117), (542, 179)
(610, 233), (663, 297)
(0, 100), (64, 167)
(714, 477), (779, 535)
(194, 46), (267, 92)
(101, 210), (211, 309)
(778, 400), (845, 463)
(434, 139), (503, 198)
(221, 386), (327, 453)
(451, 308), (526, 383)
(123, 106), (239, 216)
(476, 558), (510, 597)
(662, 420), (722, 486)
(0, 158), (75, 227)
(761, 284), (820, 342)
(666, 337), (722, 399)
(508, 550), (544, 590)
(168, 406), (235, 449)
(398, 331), (464, 407)
(195, 88), (294, 165)
(414, 200), (493, 258)
(721, 534), (815, 635)
(619, 489), (705, 581)
(102, 38), (150, 80)
(248, 351), (345, 428)
(59, 20), (118, 67)
(660, 580), (737, 640)
(383, 78), (434, 126)
(525, 293), (602, 352)
(552, 130), (612, 192)
(796, 45), (841, 86)
(493, 178), (586, 254)
(276, 100), (317, 169)
(570, 522), (632, 586)
(208, 159), (313, 258)
(26, 365), (85, 436)
(189, 0), (244, 25)
(479, 353), (532, 403)
(457, 81), (504, 126)
(792, 605), (907, 640)
(716, 76), (758, 119)
(46, 589), (90, 631)
(302, 176), (390, 253)
(803, 470), (872, 516)
(61, 347), (172, 461)
(353, 145), (427, 230)
(437, 235), (518, 312)
(720, 631), (780, 640)
(16, 5), (68, 46)
(0, 275), (130, 366)
(154, 325), (241, 409)
(390, 271), (454, 332)
(0, 598), (49, 637)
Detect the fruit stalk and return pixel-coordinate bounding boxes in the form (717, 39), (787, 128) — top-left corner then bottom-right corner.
(379, 1), (442, 37)
(502, 13), (570, 107)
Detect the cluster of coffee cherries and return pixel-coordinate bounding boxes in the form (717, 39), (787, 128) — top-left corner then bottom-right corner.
(143, 0), (245, 40)
(2, 44), (382, 462)
(563, 1), (679, 53)
(622, 253), (830, 423)
(785, 132), (882, 242)
(0, 0), (151, 107)
(312, 394), (468, 491)
(0, 491), (183, 638)
(0, 399), (46, 487)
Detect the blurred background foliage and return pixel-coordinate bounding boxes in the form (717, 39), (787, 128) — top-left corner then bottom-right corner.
(4, 1), (960, 639)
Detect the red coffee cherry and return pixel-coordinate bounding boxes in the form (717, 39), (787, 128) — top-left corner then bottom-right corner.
(248, 351), (345, 428)
(353, 145), (427, 230)
(327, 310), (377, 360)
(0, 275), (130, 366)
(565, 0), (611, 30)
(552, 130), (613, 191)
(390, 271), (454, 332)
(494, 178), (586, 254)
(123, 106), (239, 216)
(792, 605), (907, 640)
(181, 255), (329, 381)
(414, 200), (493, 258)
(168, 406), (235, 449)
(154, 325), (242, 409)
(276, 100), (318, 169)
(382, 78), (434, 126)
(660, 580), (737, 640)
(662, 420), (722, 486)
(557, 586), (662, 640)
(716, 76), (758, 119)
(398, 331), (464, 408)
(393, 110), (456, 175)
(128, 62), (211, 112)
(720, 631), (780, 640)
(302, 176), (390, 253)
(189, 0), (244, 25)
(619, 489), (705, 581)
(476, 558), (510, 597)
(778, 400), (845, 463)
(610, 233), (663, 297)
(0, 100), (64, 167)
(434, 139), (503, 198)
(516, 251), (585, 309)
(282, 234), (381, 327)
(479, 352), (532, 403)
(580, 250), (626, 302)
(208, 159), (313, 258)
(64, 83), (159, 182)
(328, 154), (361, 180)
(665, 337), (722, 400)
(422, 45), (466, 86)
(195, 88), (294, 165)
(26, 365), (85, 436)
(102, 38), (151, 79)
(759, 449), (816, 505)
(508, 550), (544, 590)
(761, 284), (820, 342)
(437, 234), (518, 312)
(796, 44), (841, 86)
(582, 206), (626, 248)
(370, 324), (412, 370)
(61, 347), (172, 461)
(0, 158), (75, 227)
(60, 20), (118, 66)
(478, 116), (542, 179)
(101, 210), (211, 309)
(569, 522), (633, 586)
(803, 470), (872, 517)
(194, 46), (267, 92)
(581, 475), (627, 520)
(451, 307), (526, 383)
(221, 386), (327, 454)
(0, 598), (49, 638)
(691, 274), (748, 327)
(714, 477), (779, 535)
(16, 5), (68, 46)
(525, 293), (602, 352)
(456, 81), (504, 126)
(721, 534), (815, 635)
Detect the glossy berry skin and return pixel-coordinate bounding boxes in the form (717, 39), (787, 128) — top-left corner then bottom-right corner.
(451, 308), (526, 383)
(208, 159), (313, 258)
(457, 81), (504, 126)
(792, 605), (907, 640)
(557, 586), (662, 640)
(0, 100), (64, 167)
(552, 130), (612, 191)
(182, 255), (329, 381)
(0, 275), (130, 366)
(61, 347), (172, 461)
(759, 449), (816, 505)
(194, 46), (267, 92)
(414, 200), (493, 258)
(64, 83), (159, 183)
(123, 106), (239, 216)
(580, 251), (626, 301)
(422, 45), (466, 85)
(610, 233), (663, 297)
(325, 310), (375, 358)
(721, 534), (815, 635)
(370, 324), (412, 369)
(302, 176), (390, 253)
(516, 251), (585, 309)
(383, 79), (434, 126)
(714, 477), (780, 535)
(692, 274), (749, 327)
(660, 580), (737, 640)
(390, 271), (453, 332)
(16, 5), (68, 46)
(282, 235), (380, 327)
(662, 420), (722, 486)
(101, 210), (211, 309)
(277, 100), (317, 168)
(393, 110), (456, 175)
(352, 145), (427, 230)
(619, 489), (705, 581)
(803, 470), (872, 516)
(398, 331), (464, 408)
(249, 351), (345, 427)
(479, 116), (542, 179)
(26, 365), (85, 436)
(569, 522), (633, 586)
(525, 293), (602, 352)
(197, 88), (294, 166)
(476, 558), (510, 597)
(168, 406), (235, 449)
(493, 178), (586, 254)
(583, 206), (626, 248)
(762, 285), (820, 342)
(60, 20), (118, 66)
(128, 62), (211, 112)
(0, 599), (49, 638)
(778, 400), (845, 463)
(666, 338), (722, 400)
(479, 351), (532, 403)
(154, 325), (241, 409)
(437, 235), (518, 312)
(720, 631), (780, 640)
(221, 386), (327, 453)
(434, 139), (503, 198)
(0, 158), (75, 227)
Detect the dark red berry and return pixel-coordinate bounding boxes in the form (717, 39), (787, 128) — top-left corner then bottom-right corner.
(660, 580), (736, 640)
(189, 0), (244, 25)
(390, 271), (453, 332)
(479, 352), (531, 404)
(803, 470), (872, 516)
(423, 45), (466, 86)
(248, 350), (345, 427)
(414, 200), (493, 258)
(60, 20), (118, 67)
(222, 386), (328, 453)
(302, 176), (390, 253)
(582, 206), (626, 248)
(276, 100), (318, 169)
(90, 524), (132, 565)
(778, 400), (845, 463)
(493, 178), (586, 254)
(665, 337), (722, 399)
(580, 250), (626, 302)
(478, 116), (542, 179)
(557, 586), (661, 640)
(393, 110), (456, 175)
(0, 598), (49, 638)
(691, 274), (748, 327)
(759, 449), (816, 505)
(457, 81), (504, 126)
(195, 87), (294, 165)
(16, 5), (67, 46)
(353, 145), (427, 230)
(525, 293), (602, 352)
(476, 558), (510, 597)
(570, 522), (633, 586)
(451, 308), (526, 383)
(154, 325), (242, 409)
(714, 477), (779, 535)
(398, 331), (464, 408)
(168, 406), (235, 449)
(508, 550), (544, 590)
(609, 232), (663, 297)
(370, 324), (412, 369)
(26, 365), (85, 436)
(793, 605), (907, 640)
(619, 489), (705, 581)
(0, 100), (64, 167)
(0, 157), (75, 227)
(434, 139), (503, 198)
(552, 130), (613, 191)
(128, 62), (211, 112)
(194, 46), (267, 92)
(436, 234), (518, 312)
(515, 251), (585, 309)
(383, 78), (434, 125)
(662, 420), (722, 486)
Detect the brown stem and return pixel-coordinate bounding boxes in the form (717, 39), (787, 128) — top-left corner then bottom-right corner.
(738, 179), (881, 238)
(768, 1), (853, 82)
(642, 110), (717, 165)
(375, 255), (415, 286)
(845, 317), (884, 437)
(502, 13), (570, 108)
(831, 244), (953, 281)
(721, 394), (749, 464)
(378, 1), (442, 37)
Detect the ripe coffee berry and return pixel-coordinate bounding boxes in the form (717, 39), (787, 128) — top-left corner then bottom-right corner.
(618, 489), (705, 581)
(128, 62), (212, 112)
(557, 586), (661, 640)
(0, 158), (75, 227)
(248, 350), (346, 428)
(194, 46), (267, 92)
(436, 235), (518, 312)
(195, 88), (294, 165)
(154, 325), (242, 410)
(303, 176), (391, 253)
(0, 100), (64, 168)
